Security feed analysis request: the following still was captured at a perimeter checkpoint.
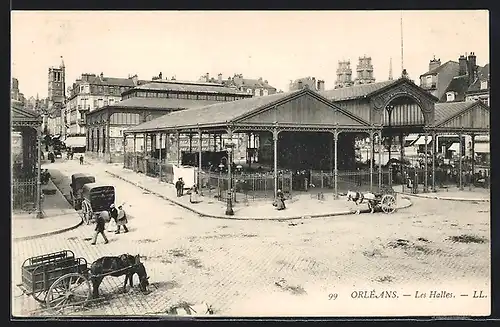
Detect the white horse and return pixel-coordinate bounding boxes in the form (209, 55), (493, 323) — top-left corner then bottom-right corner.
(346, 190), (376, 214)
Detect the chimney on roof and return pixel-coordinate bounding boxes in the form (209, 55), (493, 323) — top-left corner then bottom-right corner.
(467, 52), (477, 86)
(206, 73), (210, 82)
(429, 56), (441, 71)
(100, 72), (104, 80)
(317, 80), (325, 91)
(459, 55), (467, 76)
(218, 73), (222, 83)
(159, 72), (162, 80)
(298, 81), (303, 89)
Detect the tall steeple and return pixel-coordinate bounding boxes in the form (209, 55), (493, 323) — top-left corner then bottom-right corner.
(60, 55), (65, 68)
(354, 55), (375, 85)
(389, 57), (393, 80)
(335, 60), (353, 88)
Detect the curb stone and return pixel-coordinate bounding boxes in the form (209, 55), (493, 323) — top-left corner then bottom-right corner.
(105, 170), (413, 221)
(13, 180), (83, 242)
(396, 191), (489, 203)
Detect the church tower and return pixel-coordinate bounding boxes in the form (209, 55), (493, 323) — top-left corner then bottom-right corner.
(335, 60), (353, 88)
(47, 57), (66, 110)
(354, 55), (376, 85)
(47, 56), (66, 136)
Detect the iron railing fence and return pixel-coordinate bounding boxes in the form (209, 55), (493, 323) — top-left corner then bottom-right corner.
(198, 171), (293, 202)
(308, 170), (393, 194)
(12, 178), (37, 210)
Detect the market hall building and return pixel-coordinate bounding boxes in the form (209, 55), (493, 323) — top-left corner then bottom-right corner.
(123, 77), (490, 198)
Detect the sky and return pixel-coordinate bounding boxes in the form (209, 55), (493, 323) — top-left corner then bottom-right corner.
(11, 10), (489, 99)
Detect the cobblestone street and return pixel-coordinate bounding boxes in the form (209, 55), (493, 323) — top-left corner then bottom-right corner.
(12, 159), (491, 317)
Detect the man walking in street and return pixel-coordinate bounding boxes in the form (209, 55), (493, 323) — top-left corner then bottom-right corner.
(79, 155), (84, 165)
(109, 203), (129, 234)
(91, 212), (109, 245)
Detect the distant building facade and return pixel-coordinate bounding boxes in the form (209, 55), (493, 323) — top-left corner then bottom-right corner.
(85, 79), (252, 162)
(419, 56), (459, 100)
(420, 52), (489, 105)
(419, 52), (490, 162)
(199, 73), (277, 97)
(64, 73), (140, 145)
(289, 77), (325, 92)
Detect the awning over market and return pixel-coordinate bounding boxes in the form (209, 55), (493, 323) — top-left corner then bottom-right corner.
(413, 136), (432, 145)
(65, 136), (86, 147)
(474, 143), (490, 153)
(448, 143), (460, 152)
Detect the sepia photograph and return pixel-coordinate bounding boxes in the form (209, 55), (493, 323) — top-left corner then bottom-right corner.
(11, 10), (490, 318)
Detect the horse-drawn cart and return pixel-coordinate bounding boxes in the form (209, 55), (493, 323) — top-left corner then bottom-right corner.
(81, 183), (115, 224)
(347, 186), (397, 214)
(16, 250), (92, 311)
(373, 192), (397, 214)
(16, 250), (150, 314)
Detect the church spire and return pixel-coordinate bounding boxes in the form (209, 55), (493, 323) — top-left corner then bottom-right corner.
(389, 57), (393, 80)
(60, 55), (65, 68)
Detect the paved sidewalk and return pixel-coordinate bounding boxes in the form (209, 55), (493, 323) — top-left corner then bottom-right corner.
(104, 165), (412, 220)
(394, 185), (490, 202)
(12, 180), (82, 241)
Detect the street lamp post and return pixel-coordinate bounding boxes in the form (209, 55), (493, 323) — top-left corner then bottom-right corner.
(225, 142), (235, 216)
(218, 163), (224, 198)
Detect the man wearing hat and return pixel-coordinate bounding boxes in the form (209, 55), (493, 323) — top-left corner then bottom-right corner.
(91, 212), (109, 245)
(175, 178), (185, 197)
(110, 203), (129, 234)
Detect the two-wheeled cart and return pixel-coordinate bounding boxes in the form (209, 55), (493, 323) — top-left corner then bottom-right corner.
(16, 250), (92, 312)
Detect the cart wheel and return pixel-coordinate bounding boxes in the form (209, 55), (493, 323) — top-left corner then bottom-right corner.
(32, 290), (48, 303)
(46, 273), (91, 313)
(381, 195), (396, 214)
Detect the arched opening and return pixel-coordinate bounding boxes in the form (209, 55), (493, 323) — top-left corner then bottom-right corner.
(382, 95), (430, 190)
(382, 95), (427, 165)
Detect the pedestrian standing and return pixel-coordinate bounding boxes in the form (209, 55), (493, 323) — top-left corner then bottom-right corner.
(116, 204), (129, 234)
(175, 178), (182, 197)
(80, 155), (84, 165)
(91, 213), (109, 245)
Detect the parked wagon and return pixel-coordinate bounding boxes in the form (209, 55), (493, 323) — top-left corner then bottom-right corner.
(81, 183), (115, 224)
(16, 250), (150, 314)
(69, 173), (95, 210)
(16, 250), (92, 311)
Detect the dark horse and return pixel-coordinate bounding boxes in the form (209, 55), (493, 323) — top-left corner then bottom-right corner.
(89, 254), (150, 298)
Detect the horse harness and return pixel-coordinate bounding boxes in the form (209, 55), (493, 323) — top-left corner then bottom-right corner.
(87, 262), (141, 279)
(349, 191), (364, 204)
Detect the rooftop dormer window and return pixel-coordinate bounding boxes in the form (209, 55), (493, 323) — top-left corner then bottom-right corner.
(446, 91), (455, 102)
